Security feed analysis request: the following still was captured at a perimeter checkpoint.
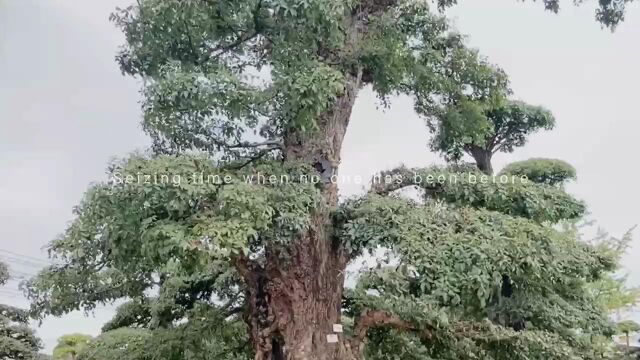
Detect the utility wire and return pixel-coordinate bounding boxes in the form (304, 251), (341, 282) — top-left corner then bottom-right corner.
(0, 255), (50, 270)
(0, 249), (51, 265)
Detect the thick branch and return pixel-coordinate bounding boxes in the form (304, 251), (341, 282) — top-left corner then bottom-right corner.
(352, 309), (529, 350)
(353, 310), (432, 343)
(198, 0), (266, 64)
(227, 140), (283, 149)
(368, 167), (416, 195)
(203, 31), (261, 62)
(232, 255), (253, 281)
(226, 146), (279, 170)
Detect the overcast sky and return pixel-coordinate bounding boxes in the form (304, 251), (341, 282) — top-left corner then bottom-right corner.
(1, 0), (639, 353)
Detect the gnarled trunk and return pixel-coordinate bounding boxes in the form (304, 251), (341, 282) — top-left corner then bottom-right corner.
(237, 72), (363, 360)
(467, 145), (493, 175)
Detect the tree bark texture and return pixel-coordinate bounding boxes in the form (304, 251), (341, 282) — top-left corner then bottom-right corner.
(467, 145), (494, 175)
(232, 2), (401, 357)
(236, 72), (364, 360)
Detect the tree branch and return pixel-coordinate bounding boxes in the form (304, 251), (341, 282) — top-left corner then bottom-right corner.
(198, 0), (266, 65)
(227, 140), (283, 149)
(353, 310), (433, 343)
(201, 31), (261, 64)
(368, 166), (416, 195)
(353, 308), (534, 349)
(359, 0), (399, 14)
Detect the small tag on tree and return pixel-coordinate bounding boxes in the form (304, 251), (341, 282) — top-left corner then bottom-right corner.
(326, 334), (339, 343)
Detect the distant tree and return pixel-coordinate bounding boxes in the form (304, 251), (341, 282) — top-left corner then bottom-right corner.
(52, 334), (92, 360)
(560, 222), (639, 359)
(617, 320), (640, 349)
(100, 300), (251, 360)
(0, 262), (8, 282)
(0, 261), (42, 359)
(428, 95), (555, 174)
(76, 328), (151, 360)
(100, 299), (152, 333)
(587, 227), (640, 314)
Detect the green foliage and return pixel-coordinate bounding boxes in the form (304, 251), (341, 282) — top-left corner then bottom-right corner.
(591, 274), (640, 313)
(584, 227), (640, 313)
(429, 99), (555, 166)
(25, 0), (638, 359)
(0, 262), (8, 285)
(0, 265), (42, 360)
(371, 165), (586, 223)
(77, 304), (250, 360)
(52, 334), (92, 360)
(0, 262), (42, 359)
(338, 163), (617, 358)
(499, 158), (577, 186)
(340, 194), (612, 309)
(109, 0), (373, 154)
(24, 154), (321, 319)
(439, 0), (634, 29)
(101, 299), (152, 333)
(76, 328), (151, 360)
(142, 304), (251, 360)
(617, 320), (640, 335)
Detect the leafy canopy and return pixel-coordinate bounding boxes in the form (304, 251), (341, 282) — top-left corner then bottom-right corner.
(1, 261), (42, 360)
(499, 158), (577, 187)
(428, 96), (555, 168)
(617, 320), (640, 335)
(27, 159), (619, 359)
(23, 0), (638, 359)
(52, 334), (92, 360)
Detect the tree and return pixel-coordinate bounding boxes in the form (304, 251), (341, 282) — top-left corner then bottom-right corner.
(586, 227), (640, 315)
(555, 219), (638, 359)
(1, 261), (42, 359)
(52, 334), (92, 360)
(76, 328), (151, 360)
(99, 300), (251, 360)
(0, 262), (8, 283)
(617, 320), (640, 349)
(23, 1), (636, 360)
(585, 227), (640, 358)
(428, 96), (555, 174)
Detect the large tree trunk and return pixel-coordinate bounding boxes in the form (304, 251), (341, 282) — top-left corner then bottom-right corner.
(237, 71), (363, 360)
(467, 145), (493, 175)
(232, 2), (400, 357)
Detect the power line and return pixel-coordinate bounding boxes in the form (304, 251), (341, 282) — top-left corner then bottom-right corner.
(9, 271), (38, 280)
(0, 256), (49, 271)
(0, 261), (42, 278)
(0, 260), (43, 273)
(0, 288), (23, 297)
(0, 249), (51, 265)
(0, 286), (22, 293)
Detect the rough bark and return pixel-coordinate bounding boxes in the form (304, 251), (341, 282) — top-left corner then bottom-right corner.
(231, 2), (402, 357)
(467, 145), (493, 175)
(235, 71), (363, 360)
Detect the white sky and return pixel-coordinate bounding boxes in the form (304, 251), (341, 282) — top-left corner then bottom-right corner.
(1, 0), (639, 353)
